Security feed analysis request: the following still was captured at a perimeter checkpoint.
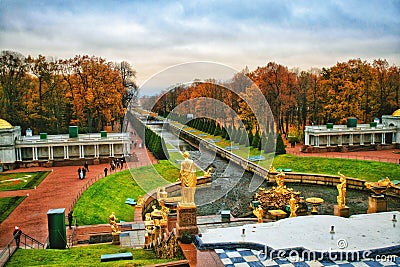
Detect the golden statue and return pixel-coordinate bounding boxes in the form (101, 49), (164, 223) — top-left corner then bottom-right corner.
(365, 177), (395, 195)
(336, 172), (347, 208)
(157, 187), (168, 200)
(160, 202), (170, 222)
(254, 171), (301, 211)
(253, 206), (264, 223)
(177, 151), (197, 204)
(109, 212), (120, 233)
(289, 194), (298, 217)
(274, 170), (288, 194)
(268, 165), (277, 173)
(136, 195), (144, 208)
(203, 167), (212, 178)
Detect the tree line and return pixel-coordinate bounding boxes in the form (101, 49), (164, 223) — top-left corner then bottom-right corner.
(141, 59), (399, 138)
(0, 50), (138, 134)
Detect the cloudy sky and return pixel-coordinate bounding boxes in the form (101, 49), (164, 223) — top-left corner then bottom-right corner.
(0, 0), (399, 95)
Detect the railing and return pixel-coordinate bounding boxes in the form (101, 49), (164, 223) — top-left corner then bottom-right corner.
(68, 173), (104, 213)
(20, 233), (45, 249)
(0, 233), (45, 267)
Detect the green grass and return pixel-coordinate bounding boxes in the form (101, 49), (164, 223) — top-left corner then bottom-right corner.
(73, 160), (184, 225)
(6, 244), (179, 267)
(0, 196), (25, 224)
(0, 171), (50, 191)
(271, 154), (400, 182)
(73, 170), (146, 225)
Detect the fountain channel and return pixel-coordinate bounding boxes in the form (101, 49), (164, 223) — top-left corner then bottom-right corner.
(148, 124), (260, 217)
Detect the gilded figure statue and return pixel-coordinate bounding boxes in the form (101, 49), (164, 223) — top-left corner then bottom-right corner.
(253, 206), (264, 223)
(160, 201), (170, 222)
(177, 151), (197, 204)
(289, 194), (298, 217)
(109, 212), (120, 233)
(336, 172), (347, 208)
(365, 177), (395, 195)
(203, 167), (212, 178)
(274, 170), (288, 194)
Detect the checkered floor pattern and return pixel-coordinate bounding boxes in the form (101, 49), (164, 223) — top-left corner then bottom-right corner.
(215, 248), (400, 267)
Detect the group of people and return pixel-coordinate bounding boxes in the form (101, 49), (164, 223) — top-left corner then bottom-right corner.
(77, 161), (89, 180)
(104, 158), (125, 177)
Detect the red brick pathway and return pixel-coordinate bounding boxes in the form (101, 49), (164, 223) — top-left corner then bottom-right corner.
(0, 144), (156, 249)
(286, 143), (400, 164)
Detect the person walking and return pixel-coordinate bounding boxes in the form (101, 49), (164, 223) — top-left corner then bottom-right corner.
(104, 167), (108, 177)
(82, 167), (86, 179)
(77, 168), (81, 179)
(84, 161), (89, 172)
(13, 226), (22, 248)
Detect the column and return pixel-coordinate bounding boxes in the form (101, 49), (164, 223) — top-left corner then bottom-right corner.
(109, 144), (115, 157)
(79, 145), (85, 158)
(64, 146), (69, 159)
(32, 147), (38, 160)
(360, 134), (364, 145)
(94, 144), (97, 158)
(327, 135), (331, 147)
(16, 148), (20, 161)
(315, 136), (319, 147)
(109, 144), (112, 157)
(349, 134), (353, 146)
(382, 133), (386, 144)
(304, 130), (310, 146)
(125, 143), (130, 156)
(48, 146), (54, 160)
(371, 133), (375, 144)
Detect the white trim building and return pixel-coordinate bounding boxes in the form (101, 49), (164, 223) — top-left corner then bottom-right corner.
(303, 111), (400, 152)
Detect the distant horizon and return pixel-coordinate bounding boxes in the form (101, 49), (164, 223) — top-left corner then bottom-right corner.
(1, 0), (399, 95)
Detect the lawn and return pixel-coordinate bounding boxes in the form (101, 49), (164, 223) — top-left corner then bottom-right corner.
(271, 154), (400, 181)
(0, 196), (25, 224)
(0, 171), (50, 191)
(73, 160), (183, 225)
(6, 244), (181, 267)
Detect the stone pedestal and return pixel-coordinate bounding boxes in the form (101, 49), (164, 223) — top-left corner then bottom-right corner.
(176, 203), (198, 237)
(112, 232), (120, 245)
(367, 195), (387, 213)
(334, 205), (350, 218)
(167, 213), (177, 233)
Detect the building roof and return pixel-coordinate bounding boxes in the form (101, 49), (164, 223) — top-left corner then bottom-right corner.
(0, 119), (12, 129)
(392, 109), (400, 116)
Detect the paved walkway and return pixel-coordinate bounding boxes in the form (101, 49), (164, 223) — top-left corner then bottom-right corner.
(0, 145), (156, 249)
(286, 143), (400, 164)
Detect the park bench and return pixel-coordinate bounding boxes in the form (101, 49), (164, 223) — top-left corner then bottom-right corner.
(125, 198), (137, 206)
(100, 252), (133, 262)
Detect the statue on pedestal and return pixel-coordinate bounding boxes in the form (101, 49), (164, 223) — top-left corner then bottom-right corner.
(337, 172), (347, 208)
(289, 194), (298, 217)
(365, 177), (395, 195)
(253, 206), (264, 223)
(177, 151), (197, 205)
(109, 212), (120, 233)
